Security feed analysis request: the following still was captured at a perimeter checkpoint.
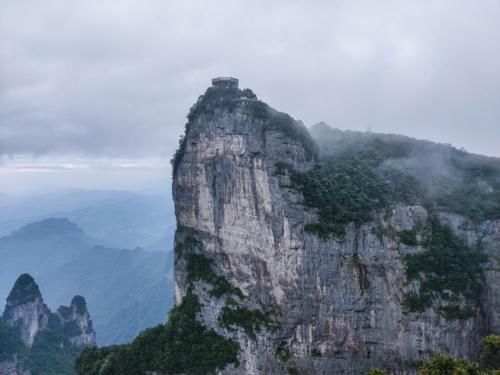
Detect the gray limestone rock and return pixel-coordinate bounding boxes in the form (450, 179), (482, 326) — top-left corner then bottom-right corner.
(172, 86), (499, 374)
(0, 274), (96, 374)
(3, 274), (50, 347)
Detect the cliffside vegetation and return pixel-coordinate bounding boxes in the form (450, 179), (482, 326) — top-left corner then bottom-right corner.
(77, 234), (245, 374)
(175, 234), (244, 299)
(178, 234), (276, 341)
(368, 335), (500, 374)
(26, 316), (84, 375)
(76, 290), (239, 375)
(30, 326), (86, 374)
(264, 111), (318, 160)
(0, 318), (24, 361)
(290, 154), (418, 238)
(186, 253), (244, 298)
(402, 218), (488, 319)
(480, 335), (500, 370)
(219, 303), (277, 340)
(289, 126), (500, 239)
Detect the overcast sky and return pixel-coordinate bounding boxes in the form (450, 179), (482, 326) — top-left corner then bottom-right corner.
(1, 0), (499, 193)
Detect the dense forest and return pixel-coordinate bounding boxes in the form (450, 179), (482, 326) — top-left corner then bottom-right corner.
(298, 123), (500, 238)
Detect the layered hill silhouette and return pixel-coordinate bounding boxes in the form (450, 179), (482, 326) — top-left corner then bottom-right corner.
(0, 218), (173, 345)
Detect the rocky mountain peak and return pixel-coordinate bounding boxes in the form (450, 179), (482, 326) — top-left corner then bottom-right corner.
(5, 273), (41, 306)
(3, 274), (49, 346)
(57, 295), (95, 346)
(171, 81), (317, 179)
(70, 295), (88, 314)
(0, 274), (95, 373)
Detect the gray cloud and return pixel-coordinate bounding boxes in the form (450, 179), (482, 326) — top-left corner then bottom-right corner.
(1, 0), (500, 161)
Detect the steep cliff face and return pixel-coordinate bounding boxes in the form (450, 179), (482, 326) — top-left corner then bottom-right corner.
(57, 296), (96, 346)
(0, 274), (95, 375)
(172, 83), (500, 374)
(3, 274), (50, 347)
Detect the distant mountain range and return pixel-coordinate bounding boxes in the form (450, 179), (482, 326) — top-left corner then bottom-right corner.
(0, 189), (175, 250)
(0, 218), (174, 345)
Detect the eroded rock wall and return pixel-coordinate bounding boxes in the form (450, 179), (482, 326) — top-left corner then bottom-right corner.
(172, 98), (499, 374)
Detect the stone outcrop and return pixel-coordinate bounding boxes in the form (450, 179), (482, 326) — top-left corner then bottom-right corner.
(172, 83), (500, 374)
(57, 295), (96, 346)
(3, 274), (50, 347)
(0, 274), (95, 374)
